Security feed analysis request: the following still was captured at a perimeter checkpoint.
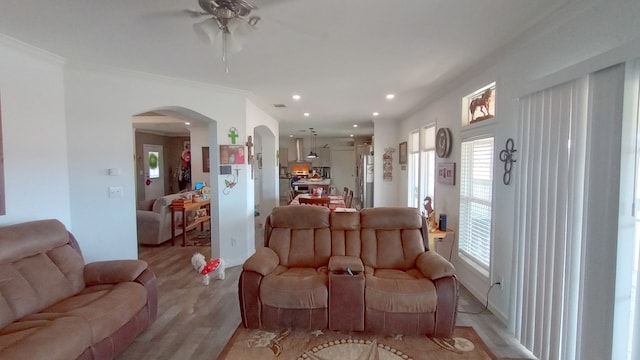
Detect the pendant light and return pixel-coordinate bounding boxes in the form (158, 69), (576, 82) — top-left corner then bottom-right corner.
(307, 128), (318, 159)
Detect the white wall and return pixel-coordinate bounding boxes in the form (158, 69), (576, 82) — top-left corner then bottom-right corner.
(372, 118), (400, 206)
(247, 101), (279, 246)
(0, 37), (72, 228)
(189, 125), (210, 187)
(397, 0), (640, 350)
(63, 64), (266, 265)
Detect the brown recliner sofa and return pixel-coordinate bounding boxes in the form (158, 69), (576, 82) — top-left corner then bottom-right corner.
(239, 206), (457, 337)
(0, 219), (158, 360)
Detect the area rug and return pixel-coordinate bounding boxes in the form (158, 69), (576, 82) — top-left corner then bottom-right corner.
(219, 326), (497, 360)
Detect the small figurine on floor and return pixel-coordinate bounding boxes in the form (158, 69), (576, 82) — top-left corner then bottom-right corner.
(191, 253), (225, 285)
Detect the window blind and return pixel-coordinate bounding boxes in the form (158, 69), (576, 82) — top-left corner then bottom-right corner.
(514, 64), (625, 359)
(459, 137), (494, 269)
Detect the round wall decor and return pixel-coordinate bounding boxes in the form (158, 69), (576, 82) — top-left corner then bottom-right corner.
(436, 127), (452, 158)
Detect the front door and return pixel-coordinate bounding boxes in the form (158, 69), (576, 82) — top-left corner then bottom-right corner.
(143, 144), (165, 200)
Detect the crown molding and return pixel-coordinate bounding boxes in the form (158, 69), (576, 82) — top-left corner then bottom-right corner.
(64, 59), (250, 96)
(0, 34), (65, 65)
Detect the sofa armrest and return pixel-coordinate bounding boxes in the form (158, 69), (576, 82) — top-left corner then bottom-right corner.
(329, 256), (364, 273)
(136, 209), (160, 222)
(416, 251), (455, 280)
(84, 259), (149, 286)
(243, 247), (279, 276)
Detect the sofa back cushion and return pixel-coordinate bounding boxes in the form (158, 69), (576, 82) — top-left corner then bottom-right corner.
(330, 212), (361, 257)
(360, 207), (425, 270)
(152, 193), (191, 214)
(0, 220), (85, 328)
(267, 206), (331, 268)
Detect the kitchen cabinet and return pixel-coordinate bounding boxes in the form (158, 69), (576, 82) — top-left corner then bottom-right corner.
(278, 148), (288, 167)
(312, 147), (331, 167)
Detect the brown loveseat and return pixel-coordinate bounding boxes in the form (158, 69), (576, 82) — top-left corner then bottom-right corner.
(238, 206), (458, 337)
(0, 219), (158, 360)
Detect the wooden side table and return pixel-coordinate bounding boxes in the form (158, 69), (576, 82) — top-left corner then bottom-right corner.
(427, 229), (455, 261)
(170, 199), (211, 247)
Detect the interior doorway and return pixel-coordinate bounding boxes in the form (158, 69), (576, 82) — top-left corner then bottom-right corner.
(253, 125), (277, 250)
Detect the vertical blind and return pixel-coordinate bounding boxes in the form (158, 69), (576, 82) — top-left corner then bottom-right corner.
(515, 63), (626, 359)
(514, 77), (588, 360)
(459, 137), (494, 269)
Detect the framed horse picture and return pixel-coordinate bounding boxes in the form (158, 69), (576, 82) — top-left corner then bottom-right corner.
(464, 82), (496, 126)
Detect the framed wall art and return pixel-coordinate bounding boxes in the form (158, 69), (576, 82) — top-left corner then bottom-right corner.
(437, 162), (456, 185)
(202, 146), (210, 173)
(399, 141), (407, 164)
(220, 145), (245, 165)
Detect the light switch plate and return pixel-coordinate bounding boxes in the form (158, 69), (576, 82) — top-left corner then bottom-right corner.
(108, 186), (123, 198)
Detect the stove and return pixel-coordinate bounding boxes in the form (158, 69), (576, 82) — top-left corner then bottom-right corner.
(291, 163), (311, 177)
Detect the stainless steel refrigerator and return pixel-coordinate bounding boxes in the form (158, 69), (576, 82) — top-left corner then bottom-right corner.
(356, 155), (374, 208)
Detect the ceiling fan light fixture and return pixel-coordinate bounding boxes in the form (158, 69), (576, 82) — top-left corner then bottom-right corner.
(191, 0), (261, 72)
(193, 18), (221, 44)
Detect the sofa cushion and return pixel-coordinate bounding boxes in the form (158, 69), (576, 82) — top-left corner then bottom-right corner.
(0, 221), (85, 329)
(151, 193), (188, 213)
(268, 206), (332, 268)
(365, 269), (437, 313)
(41, 282), (148, 344)
(330, 212), (361, 257)
(0, 313), (92, 360)
(260, 268), (328, 309)
(360, 207), (425, 270)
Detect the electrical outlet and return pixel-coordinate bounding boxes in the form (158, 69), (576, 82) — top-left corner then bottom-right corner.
(496, 275), (504, 290)
(231, 237), (237, 246)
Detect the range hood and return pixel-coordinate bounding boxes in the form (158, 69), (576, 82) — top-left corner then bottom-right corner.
(295, 138), (315, 163)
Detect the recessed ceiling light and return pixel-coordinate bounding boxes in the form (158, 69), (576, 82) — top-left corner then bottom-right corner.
(350, 134), (354, 137)
(372, 112), (379, 117)
(292, 94), (301, 101)
(185, 122), (191, 125)
(303, 112), (310, 117)
(386, 94), (395, 100)
(353, 124), (358, 128)
(289, 134), (294, 137)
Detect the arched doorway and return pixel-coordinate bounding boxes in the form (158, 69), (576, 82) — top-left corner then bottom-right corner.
(252, 125), (277, 249)
(132, 107), (220, 258)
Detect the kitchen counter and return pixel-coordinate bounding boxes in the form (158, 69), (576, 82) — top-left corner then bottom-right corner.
(292, 179), (331, 186)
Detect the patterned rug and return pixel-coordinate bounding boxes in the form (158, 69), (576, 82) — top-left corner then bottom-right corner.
(219, 326), (497, 360)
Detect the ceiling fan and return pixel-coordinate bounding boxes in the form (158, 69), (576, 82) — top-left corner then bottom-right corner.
(189, 0), (262, 72)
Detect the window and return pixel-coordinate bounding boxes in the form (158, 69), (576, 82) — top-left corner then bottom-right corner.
(408, 131), (420, 207)
(407, 126), (436, 209)
(148, 151), (160, 179)
(420, 126), (436, 206)
(459, 137), (494, 270)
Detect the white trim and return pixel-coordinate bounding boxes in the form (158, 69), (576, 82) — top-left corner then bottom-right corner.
(0, 34), (65, 64)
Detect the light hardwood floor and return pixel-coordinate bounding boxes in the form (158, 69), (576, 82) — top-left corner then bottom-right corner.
(116, 230), (536, 360)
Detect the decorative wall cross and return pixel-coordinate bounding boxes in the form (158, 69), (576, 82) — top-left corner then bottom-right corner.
(246, 136), (254, 162)
(246, 135), (254, 179)
(228, 127), (239, 144)
(499, 138), (517, 185)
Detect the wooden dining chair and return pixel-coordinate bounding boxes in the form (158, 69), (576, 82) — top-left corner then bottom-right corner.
(342, 187), (349, 199)
(299, 197), (330, 207)
(345, 190), (354, 208)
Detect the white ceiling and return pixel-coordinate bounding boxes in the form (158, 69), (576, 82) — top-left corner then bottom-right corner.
(0, 0), (569, 138)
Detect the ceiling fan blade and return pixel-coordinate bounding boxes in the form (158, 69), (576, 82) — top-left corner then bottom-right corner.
(198, 0), (218, 14)
(185, 9), (209, 17)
